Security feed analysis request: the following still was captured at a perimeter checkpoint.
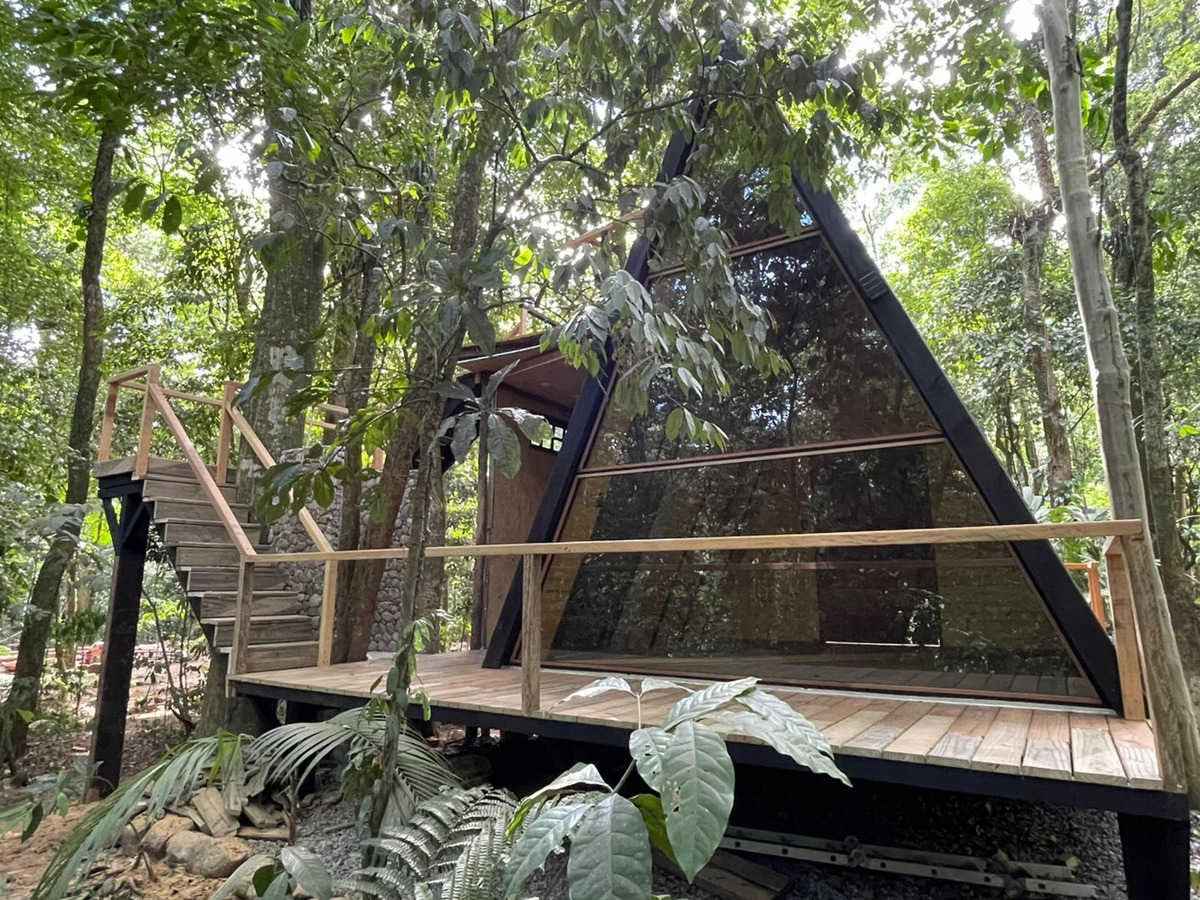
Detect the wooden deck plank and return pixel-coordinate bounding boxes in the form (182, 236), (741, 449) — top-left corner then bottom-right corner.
(927, 706), (999, 768)
(971, 707), (1033, 774)
(1107, 719), (1163, 789)
(841, 701), (935, 757)
(1022, 711), (1073, 781)
(1070, 714), (1128, 786)
(821, 701), (901, 745)
(881, 705), (966, 763)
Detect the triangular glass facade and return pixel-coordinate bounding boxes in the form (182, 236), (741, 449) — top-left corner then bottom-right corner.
(524, 178), (1102, 704)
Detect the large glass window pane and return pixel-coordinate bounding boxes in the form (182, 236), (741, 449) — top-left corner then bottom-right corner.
(587, 238), (938, 469)
(540, 443), (1094, 701)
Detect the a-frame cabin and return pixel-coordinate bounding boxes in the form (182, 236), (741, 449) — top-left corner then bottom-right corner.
(91, 119), (1188, 899)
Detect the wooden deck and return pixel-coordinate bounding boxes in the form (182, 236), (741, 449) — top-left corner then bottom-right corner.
(232, 649), (1165, 793)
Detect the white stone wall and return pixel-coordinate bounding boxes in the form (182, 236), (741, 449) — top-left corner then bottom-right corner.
(268, 476), (413, 653)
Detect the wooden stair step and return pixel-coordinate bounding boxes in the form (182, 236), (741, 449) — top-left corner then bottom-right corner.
(95, 457), (237, 482)
(224, 641), (319, 672)
(150, 497), (252, 523)
(160, 520), (260, 544)
(185, 569), (287, 593)
(171, 543), (272, 568)
(198, 593), (304, 618)
(205, 615), (315, 647)
(143, 475), (239, 504)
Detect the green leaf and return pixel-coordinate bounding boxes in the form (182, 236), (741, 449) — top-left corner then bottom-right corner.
(487, 414), (522, 479)
(566, 795), (651, 900)
(703, 708), (849, 787)
(122, 181), (148, 216)
(639, 677), (690, 696)
(735, 689), (834, 757)
(631, 794), (675, 864)
(462, 301), (496, 355)
(560, 676), (634, 705)
(660, 720), (734, 881)
(665, 407), (684, 441)
(505, 801), (594, 895)
(663, 677), (759, 729)
(161, 195), (182, 234)
(212, 856), (276, 900)
(629, 727), (672, 792)
(281, 845), (331, 900)
(312, 470), (334, 508)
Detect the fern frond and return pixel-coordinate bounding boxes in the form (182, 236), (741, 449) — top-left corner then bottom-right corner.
(355, 786), (518, 900)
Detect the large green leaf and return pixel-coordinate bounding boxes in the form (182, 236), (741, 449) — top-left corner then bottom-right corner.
(663, 677), (758, 729)
(559, 676), (634, 706)
(281, 846), (331, 900)
(736, 689), (833, 756)
(660, 721), (734, 881)
(631, 794), (675, 864)
(703, 709), (849, 787)
(566, 795), (651, 900)
(629, 727), (672, 792)
(504, 801), (594, 895)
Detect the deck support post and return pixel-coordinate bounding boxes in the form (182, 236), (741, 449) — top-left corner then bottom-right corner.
(317, 560), (336, 666)
(521, 554), (541, 715)
(1103, 536), (1148, 720)
(215, 380), (238, 485)
(89, 493), (150, 797)
(133, 364), (160, 479)
(228, 560), (255, 693)
(1118, 812), (1190, 899)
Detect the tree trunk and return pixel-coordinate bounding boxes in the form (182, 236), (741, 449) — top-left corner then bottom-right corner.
(1017, 99), (1074, 499)
(2, 123), (118, 762)
(1040, 0), (1200, 800)
(1112, 0), (1200, 675)
(331, 248), (383, 663)
(418, 471), (446, 654)
(367, 138), (486, 843)
(244, 166), (327, 462)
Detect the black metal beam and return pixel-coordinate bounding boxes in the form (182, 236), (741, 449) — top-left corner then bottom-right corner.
(792, 182), (1124, 713)
(1119, 811), (1191, 898)
(90, 491), (150, 796)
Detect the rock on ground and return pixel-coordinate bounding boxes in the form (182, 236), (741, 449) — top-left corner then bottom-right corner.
(165, 830), (251, 879)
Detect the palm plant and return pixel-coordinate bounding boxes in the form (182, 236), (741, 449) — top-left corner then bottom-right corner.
(32, 706), (458, 900)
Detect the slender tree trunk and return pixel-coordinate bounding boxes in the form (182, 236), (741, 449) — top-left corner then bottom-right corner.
(331, 248), (383, 663)
(2, 123), (118, 762)
(1040, 0), (1200, 800)
(1017, 99), (1074, 499)
(1112, 0), (1200, 674)
(367, 139), (486, 843)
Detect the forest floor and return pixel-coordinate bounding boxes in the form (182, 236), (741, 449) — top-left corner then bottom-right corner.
(0, 680), (1196, 899)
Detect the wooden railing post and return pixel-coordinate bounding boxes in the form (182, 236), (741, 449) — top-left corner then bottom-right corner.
(1104, 535), (1148, 721)
(1086, 561), (1107, 628)
(318, 561), (337, 666)
(97, 382), (119, 463)
(133, 364), (161, 479)
(229, 560), (255, 688)
(521, 554), (541, 714)
(216, 380), (238, 485)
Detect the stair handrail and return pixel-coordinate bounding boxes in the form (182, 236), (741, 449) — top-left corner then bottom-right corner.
(223, 402), (338, 666)
(145, 380), (259, 559)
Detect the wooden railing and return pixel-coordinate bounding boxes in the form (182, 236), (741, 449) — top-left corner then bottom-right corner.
(264, 519), (1149, 721)
(96, 367), (1148, 721)
(97, 365), (352, 672)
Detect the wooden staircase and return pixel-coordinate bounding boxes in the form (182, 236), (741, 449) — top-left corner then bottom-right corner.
(140, 460), (320, 671)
